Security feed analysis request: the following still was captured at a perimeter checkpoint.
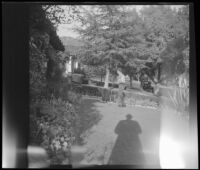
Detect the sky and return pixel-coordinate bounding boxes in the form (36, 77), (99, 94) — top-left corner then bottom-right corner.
(57, 5), (185, 38)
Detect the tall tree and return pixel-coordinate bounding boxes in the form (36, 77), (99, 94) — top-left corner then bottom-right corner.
(140, 5), (189, 85)
(30, 5), (71, 99)
(76, 6), (149, 87)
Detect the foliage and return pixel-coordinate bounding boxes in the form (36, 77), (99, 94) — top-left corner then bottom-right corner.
(68, 5), (190, 87)
(29, 31), (49, 100)
(29, 4), (190, 164)
(29, 31), (66, 100)
(29, 5), (68, 99)
(73, 67), (86, 75)
(83, 65), (106, 80)
(30, 96), (79, 164)
(29, 5), (84, 165)
(140, 5), (189, 84)
(46, 58), (65, 82)
(67, 90), (82, 105)
(160, 36), (189, 82)
(42, 5), (70, 27)
(74, 5), (190, 86)
(168, 87), (189, 116)
(30, 5), (65, 51)
(75, 6), (152, 87)
(73, 85), (102, 97)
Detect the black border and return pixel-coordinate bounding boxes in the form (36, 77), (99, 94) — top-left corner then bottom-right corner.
(2, 1), (198, 169)
(2, 3), (29, 169)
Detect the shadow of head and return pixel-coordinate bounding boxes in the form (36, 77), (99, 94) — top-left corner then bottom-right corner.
(115, 114), (142, 136)
(126, 114), (132, 120)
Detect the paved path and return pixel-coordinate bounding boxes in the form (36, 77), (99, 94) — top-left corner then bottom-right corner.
(77, 96), (161, 166)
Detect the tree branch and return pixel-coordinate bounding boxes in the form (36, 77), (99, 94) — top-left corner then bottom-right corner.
(44, 5), (51, 12)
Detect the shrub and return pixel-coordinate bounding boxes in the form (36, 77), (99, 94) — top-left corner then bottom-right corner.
(67, 91), (82, 105)
(30, 96), (80, 164)
(73, 68), (86, 76)
(168, 87), (189, 116)
(78, 85), (102, 97)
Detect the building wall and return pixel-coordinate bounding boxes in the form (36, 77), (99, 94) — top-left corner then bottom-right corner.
(65, 56), (79, 74)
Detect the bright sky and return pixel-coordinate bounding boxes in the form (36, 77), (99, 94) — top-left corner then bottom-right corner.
(57, 5), (185, 38)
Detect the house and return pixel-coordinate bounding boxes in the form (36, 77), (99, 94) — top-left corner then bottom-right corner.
(65, 56), (79, 74)
(60, 36), (83, 75)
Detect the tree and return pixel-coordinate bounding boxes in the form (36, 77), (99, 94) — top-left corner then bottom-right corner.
(42, 5), (70, 27)
(30, 4), (72, 100)
(76, 6), (149, 88)
(30, 5), (65, 51)
(74, 5), (189, 87)
(83, 65), (106, 82)
(140, 5), (189, 85)
(159, 6), (189, 85)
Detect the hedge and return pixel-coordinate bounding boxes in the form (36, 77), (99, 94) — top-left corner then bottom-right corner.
(71, 84), (159, 108)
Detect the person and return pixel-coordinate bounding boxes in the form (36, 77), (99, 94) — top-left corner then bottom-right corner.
(118, 85), (126, 107)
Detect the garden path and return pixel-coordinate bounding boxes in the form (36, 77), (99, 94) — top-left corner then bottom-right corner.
(75, 96), (161, 167)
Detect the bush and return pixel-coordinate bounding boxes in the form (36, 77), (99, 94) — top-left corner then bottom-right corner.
(71, 74), (84, 84)
(168, 87), (189, 116)
(67, 91), (82, 105)
(30, 96), (80, 164)
(91, 80), (118, 88)
(73, 85), (102, 97)
(73, 68), (86, 75)
(96, 81), (104, 87)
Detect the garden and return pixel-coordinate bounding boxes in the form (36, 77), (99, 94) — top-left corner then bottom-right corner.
(29, 4), (190, 167)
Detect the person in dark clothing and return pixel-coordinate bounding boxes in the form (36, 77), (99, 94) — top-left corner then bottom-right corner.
(108, 114), (145, 166)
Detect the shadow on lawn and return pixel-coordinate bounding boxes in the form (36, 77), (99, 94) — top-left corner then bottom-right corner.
(76, 98), (102, 144)
(108, 114), (146, 167)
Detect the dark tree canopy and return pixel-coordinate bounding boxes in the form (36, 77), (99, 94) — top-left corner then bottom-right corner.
(30, 5), (65, 51)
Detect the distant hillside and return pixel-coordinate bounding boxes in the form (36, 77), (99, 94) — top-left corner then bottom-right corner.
(60, 36), (83, 47)
(60, 36), (83, 55)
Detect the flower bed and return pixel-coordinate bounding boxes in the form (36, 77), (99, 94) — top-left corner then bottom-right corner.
(30, 96), (80, 164)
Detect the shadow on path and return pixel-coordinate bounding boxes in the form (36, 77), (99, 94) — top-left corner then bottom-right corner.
(108, 114), (145, 166)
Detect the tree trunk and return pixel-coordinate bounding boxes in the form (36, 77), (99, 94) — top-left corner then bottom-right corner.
(129, 76), (133, 88)
(137, 74), (140, 82)
(71, 56), (74, 73)
(147, 71), (156, 84)
(157, 64), (161, 83)
(104, 67), (110, 88)
(154, 69), (158, 83)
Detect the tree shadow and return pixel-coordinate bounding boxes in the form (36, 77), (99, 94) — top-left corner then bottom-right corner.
(108, 114), (146, 167)
(76, 98), (102, 144)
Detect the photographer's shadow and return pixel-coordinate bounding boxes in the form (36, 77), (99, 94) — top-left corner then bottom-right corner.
(108, 114), (145, 166)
